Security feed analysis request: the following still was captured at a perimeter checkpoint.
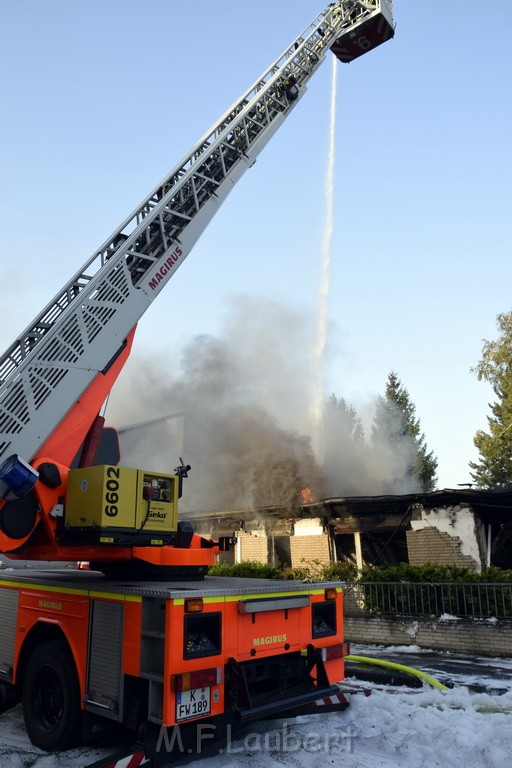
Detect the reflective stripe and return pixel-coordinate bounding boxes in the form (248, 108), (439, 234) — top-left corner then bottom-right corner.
(0, 580), (141, 603)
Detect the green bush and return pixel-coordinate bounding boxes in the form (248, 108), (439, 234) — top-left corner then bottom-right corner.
(208, 559), (358, 583)
(359, 562), (512, 584)
(481, 566), (512, 583)
(207, 561), (282, 580)
(321, 561), (358, 582)
(280, 559), (355, 582)
(280, 559), (325, 582)
(206, 559), (512, 617)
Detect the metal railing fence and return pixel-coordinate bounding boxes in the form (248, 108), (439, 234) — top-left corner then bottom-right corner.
(343, 582), (512, 620)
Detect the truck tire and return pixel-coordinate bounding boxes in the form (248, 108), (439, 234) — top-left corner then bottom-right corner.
(22, 638), (82, 751)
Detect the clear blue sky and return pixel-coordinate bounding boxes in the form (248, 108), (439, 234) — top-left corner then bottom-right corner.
(1, 1), (511, 489)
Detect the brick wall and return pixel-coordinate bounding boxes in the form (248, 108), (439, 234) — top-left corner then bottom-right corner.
(344, 614), (512, 657)
(236, 532), (268, 564)
(290, 534), (331, 568)
(406, 527), (477, 569)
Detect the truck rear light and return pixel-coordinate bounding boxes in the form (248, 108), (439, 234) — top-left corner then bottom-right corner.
(324, 588), (337, 601)
(185, 598), (204, 613)
(312, 600), (337, 638)
(171, 667), (221, 693)
(320, 642), (350, 662)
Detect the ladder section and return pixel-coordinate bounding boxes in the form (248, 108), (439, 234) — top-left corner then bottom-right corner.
(0, 2), (389, 464)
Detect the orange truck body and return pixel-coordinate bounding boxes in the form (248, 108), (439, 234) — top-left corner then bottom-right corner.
(0, 567), (347, 750)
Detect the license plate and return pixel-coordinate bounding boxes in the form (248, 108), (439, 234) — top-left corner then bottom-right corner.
(176, 687), (211, 722)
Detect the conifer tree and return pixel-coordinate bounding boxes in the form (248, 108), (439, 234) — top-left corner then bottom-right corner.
(321, 393), (366, 496)
(327, 393), (365, 444)
(371, 372), (438, 492)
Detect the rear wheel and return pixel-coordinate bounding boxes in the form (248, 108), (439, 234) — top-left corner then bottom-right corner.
(22, 638), (82, 751)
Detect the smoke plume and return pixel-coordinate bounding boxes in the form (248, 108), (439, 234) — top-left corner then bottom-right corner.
(107, 295), (426, 512)
(107, 296), (323, 513)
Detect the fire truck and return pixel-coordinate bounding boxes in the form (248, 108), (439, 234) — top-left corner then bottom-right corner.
(0, 1), (394, 762)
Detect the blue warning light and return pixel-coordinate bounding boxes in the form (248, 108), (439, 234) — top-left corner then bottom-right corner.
(0, 454), (39, 498)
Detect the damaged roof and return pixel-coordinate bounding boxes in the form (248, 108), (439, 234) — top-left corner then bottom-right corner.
(303, 488), (512, 524)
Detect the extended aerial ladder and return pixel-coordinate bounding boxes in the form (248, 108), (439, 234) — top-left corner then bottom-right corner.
(0, 1), (394, 566)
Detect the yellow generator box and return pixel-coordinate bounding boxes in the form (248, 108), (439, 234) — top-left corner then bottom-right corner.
(65, 465), (179, 543)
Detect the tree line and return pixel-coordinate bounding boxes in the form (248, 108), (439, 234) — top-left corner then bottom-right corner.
(324, 371), (438, 495)
(470, 310), (512, 489)
(337, 309), (512, 494)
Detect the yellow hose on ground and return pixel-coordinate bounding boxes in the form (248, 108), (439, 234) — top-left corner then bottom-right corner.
(345, 655), (512, 712)
(346, 654), (450, 691)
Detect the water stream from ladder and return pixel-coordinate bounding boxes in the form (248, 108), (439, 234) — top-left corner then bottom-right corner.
(312, 54), (338, 462)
